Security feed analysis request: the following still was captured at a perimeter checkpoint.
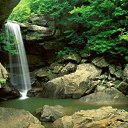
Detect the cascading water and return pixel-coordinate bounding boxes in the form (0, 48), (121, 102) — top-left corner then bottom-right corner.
(5, 22), (31, 99)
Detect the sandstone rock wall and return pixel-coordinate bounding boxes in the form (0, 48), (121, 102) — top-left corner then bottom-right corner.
(0, 0), (20, 28)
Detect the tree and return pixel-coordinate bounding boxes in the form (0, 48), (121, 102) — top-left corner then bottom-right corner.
(10, 0), (128, 61)
(69, 0), (128, 60)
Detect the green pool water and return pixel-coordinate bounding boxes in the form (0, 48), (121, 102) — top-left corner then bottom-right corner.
(0, 97), (128, 128)
(1, 97), (128, 112)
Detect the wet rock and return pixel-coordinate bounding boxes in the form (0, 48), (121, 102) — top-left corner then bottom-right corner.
(123, 64), (128, 81)
(34, 67), (57, 81)
(27, 86), (44, 97)
(81, 59), (88, 63)
(53, 106), (128, 128)
(52, 64), (63, 74)
(117, 81), (128, 95)
(60, 62), (77, 75)
(27, 25), (49, 32)
(20, 19), (63, 41)
(29, 14), (48, 26)
(109, 65), (116, 74)
(79, 87), (128, 105)
(35, 69), (50, 82)
(28, 14), (54, 29)
(63, 52), (81, 64)
(0, 85), (21, 101)
(80, 52), (90, 59)
(0, 107), (45, 128)
(93, 75), (115, 92)
(36, 105), (67, 122)
(44, 63), (101, 98)
(27, 75), (45, 98)
(109, 65), (123, 79)
(92, 57), (109, 67)
(95, 84), (106, 92)
(0, 63), (8, 85)
(19, 23), (53, 41)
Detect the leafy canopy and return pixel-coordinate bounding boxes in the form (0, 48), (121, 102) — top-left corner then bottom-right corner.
(10, 0), (128, 61)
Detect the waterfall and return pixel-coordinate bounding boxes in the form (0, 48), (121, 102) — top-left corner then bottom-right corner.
(5, 22), (31, 99)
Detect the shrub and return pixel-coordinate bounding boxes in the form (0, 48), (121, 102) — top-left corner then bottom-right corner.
(70, 0), (128, 60)
(0, 31), (17, 54)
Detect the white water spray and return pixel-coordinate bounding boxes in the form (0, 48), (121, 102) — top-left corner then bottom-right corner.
(5, 22), (31, 99)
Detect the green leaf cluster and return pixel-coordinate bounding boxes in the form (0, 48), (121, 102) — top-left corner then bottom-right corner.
(0, 79), (6, 84)
(9, 0), (31, 23)
(57, 47), (75, 59)
(0, 31), (17, 54)
(69, 0), (128, 60)
(10, 0), (128, 61)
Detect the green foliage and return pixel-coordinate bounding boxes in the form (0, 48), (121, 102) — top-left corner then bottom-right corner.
(64, 30), (85, 48)
(57, 47), (75, 59)
(9, 0), (31, 23)
(0, 79), (6, 84)
(69, 0), (128, 60)
(0, 79), (6, 87)
(0, 31), (17, 54)
(10, 0), (128, 61)
(120, 32), (128, 41)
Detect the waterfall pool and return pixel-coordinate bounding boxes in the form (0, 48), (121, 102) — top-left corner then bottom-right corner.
(1, 98), (128, 113)
(0, 97), (128, 128)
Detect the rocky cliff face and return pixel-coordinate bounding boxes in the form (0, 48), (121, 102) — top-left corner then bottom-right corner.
(0, 0), (20, 28)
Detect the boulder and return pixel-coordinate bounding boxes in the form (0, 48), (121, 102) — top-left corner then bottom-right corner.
(79, 87), (128, 105)
(0, 63), (8, 87)
(123, 64), (128, 81)
(27, 86), (44, 98)
(117, 81), (128, 95)
(63, 52), (81, 64)
(43, 63), (101, 98)
(92, 57), (109, 68)
(34, 67), (57, 81)
(95, 81), (115, 92)
(36, 105), (67, 122)
(93, 74), (115, 92)
(0, 0), (20, 28)
(53, 106), (128, 128)
(80, 51), (90, 59)
(0, 84), (21, 101)
(19, 21), (62, 41)
(109, 65), (123, 79)
(60, 62), (77, 75)
(52, 64), (63, 74)
(19, 23), (53, 41)
(27, 75), (46, 97)
(27, 25), (49, 32)
(28, 14), (54, 29)
(0, 107), (45, 128)
(28, 14), (48, 26)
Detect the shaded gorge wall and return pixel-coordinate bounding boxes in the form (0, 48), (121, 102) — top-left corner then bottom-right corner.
(0, 0), (20, 28)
